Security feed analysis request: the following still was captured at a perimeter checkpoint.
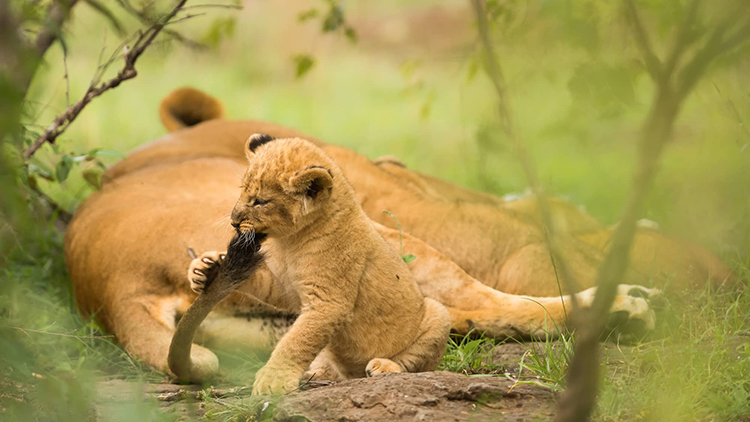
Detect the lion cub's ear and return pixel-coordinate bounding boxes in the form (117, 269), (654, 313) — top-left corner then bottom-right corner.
(288, 166), (333, 200)
(244, 133), (276, 159)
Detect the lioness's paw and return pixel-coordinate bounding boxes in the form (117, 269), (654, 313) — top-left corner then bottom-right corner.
(252, 365), (300, 395)
(365, 358), (403, 377)
(187, 251), (226, 294)
(577, 284), (662, 341)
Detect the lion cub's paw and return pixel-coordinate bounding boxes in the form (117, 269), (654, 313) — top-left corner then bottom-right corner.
(577, 284), (662, 341)
(187, 251), (226, 294)
(365, 358), (403, 377)
(252, 365), (300, 395)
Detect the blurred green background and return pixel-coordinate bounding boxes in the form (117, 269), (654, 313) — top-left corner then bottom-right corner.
(24, 0), (750, 257)
(3, 0), (750, 420)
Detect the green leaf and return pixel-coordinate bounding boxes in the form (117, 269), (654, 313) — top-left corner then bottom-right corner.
(82, 168), (103, 190)
(344, 26), (358, 43)
(27, 163), (54, 181)
(322, 3), (345, 32)
(298, 8), (319, 22)
(292, 54), (316, 79)
(55, 155), (74, 183)
(87, 148), (125, 159)
(201, 17), (237, 48)
(27, 174), (38, 190)
(402, 254), (417, 264)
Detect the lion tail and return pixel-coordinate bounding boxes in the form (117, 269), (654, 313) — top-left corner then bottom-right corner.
(159, 87), (224, 132)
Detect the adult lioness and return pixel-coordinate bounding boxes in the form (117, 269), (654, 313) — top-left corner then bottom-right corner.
(64, 88), (727, 379)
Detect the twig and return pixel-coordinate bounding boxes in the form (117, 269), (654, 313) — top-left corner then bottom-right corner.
(22, 0), (189, 159)
(30, 185), (73, 224)
(470, 0), (580, 309)
(116, 0), (210, 50)
(12, 326), (114, 339)
(34, 0), (81, 57)
(623, 0), (663, 81)
(166, 13), (208, 26)
(63, 46), (70, 107)
(554, 2), (750, 422)
(661, 0), (699, 82)
(179, 4), (243, 11)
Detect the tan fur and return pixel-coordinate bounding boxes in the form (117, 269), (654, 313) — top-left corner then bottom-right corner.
(197, 135), (452, 393)
(64, 88), (731, 381)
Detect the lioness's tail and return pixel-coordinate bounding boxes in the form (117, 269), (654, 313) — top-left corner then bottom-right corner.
(159, 87), (224, 132)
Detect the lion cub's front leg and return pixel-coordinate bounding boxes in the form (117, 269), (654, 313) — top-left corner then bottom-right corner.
(187, 251), (226, 293)
(252, 296), (347, 395)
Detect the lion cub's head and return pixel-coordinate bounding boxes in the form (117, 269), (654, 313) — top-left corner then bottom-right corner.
(230, 134), (342, 238)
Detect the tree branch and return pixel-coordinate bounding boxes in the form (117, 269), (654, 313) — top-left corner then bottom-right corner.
(0, 0), (80, 144)
(35, 0), (81, 55)
(661, 0), (699, 82)
(116, 0), (210, 50)
(471, 0), (581, 311)
(623, 0), (663, 82)
(554, 1), (750, 421)
(22, 0), (189, 159)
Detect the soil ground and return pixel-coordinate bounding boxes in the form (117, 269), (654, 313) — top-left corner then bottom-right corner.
(93, 344), (556, 421)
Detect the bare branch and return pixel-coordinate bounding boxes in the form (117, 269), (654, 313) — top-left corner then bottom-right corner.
(29, 185), (73, 225)
(165, 13), (208, 26)
(117, 0), (210, 50)
(623, 0), (663, 81)
(22, 0), (190, 159)
(1, 0), (79, 143)
(63, 46), (70, 106)
(179, 4), (243, 11)
(470, 0), (581, 310)
(674, 6), (750, 101)
(661, 0), (699, 81)
(34, 0), (81, 56)
(718, 18), (750, 52)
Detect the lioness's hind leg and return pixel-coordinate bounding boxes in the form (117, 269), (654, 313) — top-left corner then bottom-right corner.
(377, 298), (451, 374)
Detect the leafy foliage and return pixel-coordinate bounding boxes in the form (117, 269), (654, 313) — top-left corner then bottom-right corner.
(291, 0), (358, 79)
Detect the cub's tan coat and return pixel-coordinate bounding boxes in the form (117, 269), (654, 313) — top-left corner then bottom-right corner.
(192, 135), (451, 393)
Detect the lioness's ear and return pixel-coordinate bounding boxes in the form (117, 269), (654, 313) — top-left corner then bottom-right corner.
(288, 166), (333, 200)
(244, 133), (275, 159)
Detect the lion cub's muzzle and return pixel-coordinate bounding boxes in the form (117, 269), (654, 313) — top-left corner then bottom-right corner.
(230, 222), (267, 244)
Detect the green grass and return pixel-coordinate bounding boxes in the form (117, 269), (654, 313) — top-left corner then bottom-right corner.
(438, 332), (505, 375)
(440, 273), (750, 419)
(4, 0), (750, 420)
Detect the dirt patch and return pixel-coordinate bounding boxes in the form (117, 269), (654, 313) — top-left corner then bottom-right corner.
(94, 371), (555, 421)
(91, 343), (557, 421)
(273, 372), (555, 421)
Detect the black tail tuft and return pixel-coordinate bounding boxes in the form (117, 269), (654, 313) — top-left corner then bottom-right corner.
(211, 231), (267, 290)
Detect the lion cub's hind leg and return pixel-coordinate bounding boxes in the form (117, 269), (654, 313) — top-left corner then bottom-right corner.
(365, 358), (403, 376)
(366, 298), (451, 377)
(304, 347), (346, 382)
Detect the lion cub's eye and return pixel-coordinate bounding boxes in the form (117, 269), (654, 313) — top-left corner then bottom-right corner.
(252, 198), (269, 207)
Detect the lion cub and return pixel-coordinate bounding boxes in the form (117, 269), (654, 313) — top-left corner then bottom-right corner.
(189, 134), (451, 395)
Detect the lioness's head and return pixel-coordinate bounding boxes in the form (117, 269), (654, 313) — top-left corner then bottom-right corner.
(230, 134), (339, 238)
